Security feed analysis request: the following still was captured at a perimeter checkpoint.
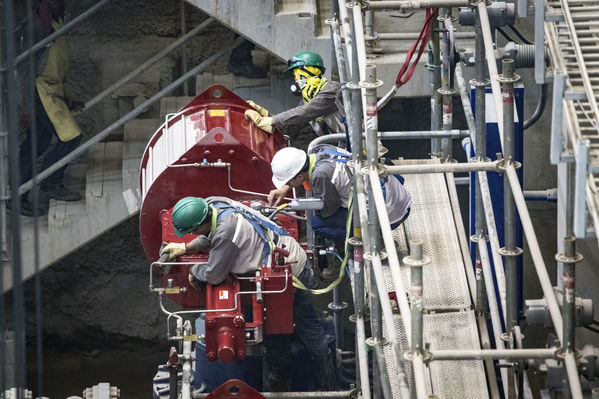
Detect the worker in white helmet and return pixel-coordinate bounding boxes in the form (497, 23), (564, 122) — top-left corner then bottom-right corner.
(268, 145), (411, 247)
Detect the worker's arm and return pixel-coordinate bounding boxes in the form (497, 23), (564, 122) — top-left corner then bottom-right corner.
(272, 82), (340, 128)
(190, 215), (240, 285)
(160, 235), (210, 260)
(268, 184), (290, 206)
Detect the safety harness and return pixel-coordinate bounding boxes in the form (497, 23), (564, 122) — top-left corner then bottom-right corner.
(209, 202), (290, 268)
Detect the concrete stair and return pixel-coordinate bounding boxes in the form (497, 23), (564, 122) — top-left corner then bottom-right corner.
(3, 117), (160, 292)
(186, 0), (437, 97)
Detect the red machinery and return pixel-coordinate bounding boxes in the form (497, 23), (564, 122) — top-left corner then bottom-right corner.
(140, 85), (299, 363)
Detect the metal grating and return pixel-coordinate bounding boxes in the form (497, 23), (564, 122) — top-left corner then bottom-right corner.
(380, 160), (487, 398)
(389, 159), (472, 310)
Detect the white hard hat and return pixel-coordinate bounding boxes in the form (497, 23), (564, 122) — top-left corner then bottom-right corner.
(271, 147), (307, 188)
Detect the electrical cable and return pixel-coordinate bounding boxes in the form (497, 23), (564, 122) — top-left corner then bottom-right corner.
(508, 25), (533, 45)
(496, 27), (517, 43)
(524, 83), (547, 130)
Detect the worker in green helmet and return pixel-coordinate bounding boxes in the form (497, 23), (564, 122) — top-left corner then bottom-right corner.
(244, 51), (343, 136)
(160, 196), (337, 392)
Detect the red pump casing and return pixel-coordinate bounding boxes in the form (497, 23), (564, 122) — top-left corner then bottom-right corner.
(140, 86), (300, 363)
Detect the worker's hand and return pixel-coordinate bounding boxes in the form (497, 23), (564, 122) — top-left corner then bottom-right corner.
(160, 242), (187, 260)
(268, 185), (290, 206)
(244, 109), (274, 134)
(247, 100), (269, 117)
(188, 272), (205, 291)
(70, 100), (85, 112)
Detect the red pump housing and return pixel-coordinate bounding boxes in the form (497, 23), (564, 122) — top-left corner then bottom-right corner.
(140, 85), (300, 362)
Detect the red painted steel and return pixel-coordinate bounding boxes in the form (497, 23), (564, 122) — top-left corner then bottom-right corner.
(205, 379), (265, 399)
(139, 85), (288, 261)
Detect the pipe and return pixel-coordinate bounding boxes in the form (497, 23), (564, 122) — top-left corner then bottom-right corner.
(561, 237), (579, 398)
(383, 159), (501, 175)
(478, 2), (505, 150)
(180, 1), (189, 97)
(478, 241), (510, 397)
(523, 189), (558, 202)
(378, 31), (476, 40)
(430, 16), (442, 155)
(181, 320), (192, 399)
(194, 391), (358, 398)
(18, 36), (244, 196)
(356, 311), (372, 399)
(81, 18), (215, 113)
(308, 130), (469, 152)
(478, 171), (507, 320)
(15, 0), (111, 65)
(366, 0), (471, 9)
(440, 11), (455, 160)
(505, 165), (583, 398)
(523, 84), (547, 130)
(500, 59), (520, 337)
(368, 263), (394, 399)
(430, 348), (558, 361)
(4, 0), (27, 392)
(454, 64), (476, 138)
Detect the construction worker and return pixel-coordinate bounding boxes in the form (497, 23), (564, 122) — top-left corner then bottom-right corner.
(268, 145), (411, 249)
(17, 0), (83, 216)
(243, 51), (343, 136)
(160, 196), (336, 392)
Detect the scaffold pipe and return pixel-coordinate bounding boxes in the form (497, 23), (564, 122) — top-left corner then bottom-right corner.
(378, 31), (476, 40)
(478, 240), (510, 396)
(430, 348), (558, 361)
(383, 160), (501, 175)
(366, 0), (470, 9)
(505, 165), (583, 398)
(477, 2), (505, 150)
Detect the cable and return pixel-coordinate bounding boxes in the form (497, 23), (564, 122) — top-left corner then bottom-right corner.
(496, 27), (517, 43)
(524, 84), (547, 130)
(508, 25), (533, 45)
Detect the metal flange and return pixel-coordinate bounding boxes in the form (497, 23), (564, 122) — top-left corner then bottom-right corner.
(359, 79), (384, 90)
(345, 81), (362, 91)
(555, 251), (584, 264)
(469, 78), (490, 87)
(348, 236), (364, 247)
(404, 349), (433, 363)
(363, 251), (388, 261)
(365, 337), (389, 348)
(496, 73), (521, 84)
(496, 158), (522, 172)
(329, 301), (349, 311)
(402, 254), (430, 268)
(438, 87), (457, 96)
(499, 247), (523, 257)
(470, 234), (489, 243)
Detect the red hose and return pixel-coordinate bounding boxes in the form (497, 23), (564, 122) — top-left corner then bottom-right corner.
(395, 8), (439, 87)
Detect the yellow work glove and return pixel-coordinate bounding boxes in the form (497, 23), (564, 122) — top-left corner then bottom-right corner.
(247, 100), (269, 117)
(160, 242), (187, 260)
(244, 109), (274, 134)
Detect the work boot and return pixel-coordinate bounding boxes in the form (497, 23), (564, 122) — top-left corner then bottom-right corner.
(7, 198), (46, 217)
(311, 352), (337, 391)
(227, 59), (267, 79)
(41, 183), (81, 202)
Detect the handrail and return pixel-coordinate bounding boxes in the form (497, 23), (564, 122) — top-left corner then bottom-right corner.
(18, 37), (245, 196)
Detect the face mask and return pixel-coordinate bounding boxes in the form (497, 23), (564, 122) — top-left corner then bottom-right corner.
(290, 80), (302, 96)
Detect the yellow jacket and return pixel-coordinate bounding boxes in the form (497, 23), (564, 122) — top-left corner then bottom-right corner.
(35, 35), (81, 142)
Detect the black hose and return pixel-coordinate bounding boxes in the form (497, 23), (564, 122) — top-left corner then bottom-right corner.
(508, 25), (533, 45)
(524, 84), (547, 130)
(496, 27), (517, 43)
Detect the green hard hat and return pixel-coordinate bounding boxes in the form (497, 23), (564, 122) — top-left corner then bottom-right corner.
(283, 51), (325, 76)
(172, 197), (209, 238)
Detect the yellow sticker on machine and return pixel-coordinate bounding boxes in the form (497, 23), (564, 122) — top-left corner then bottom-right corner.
(165, 287), (180, 294)
(208, 109), (226, 117)
(184, 334), (198, 342)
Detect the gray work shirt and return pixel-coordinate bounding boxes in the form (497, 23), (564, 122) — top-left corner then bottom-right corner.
(189, 197), (307, 285)
(272, 81), (344, 136)
(309, 149), (412, 224)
